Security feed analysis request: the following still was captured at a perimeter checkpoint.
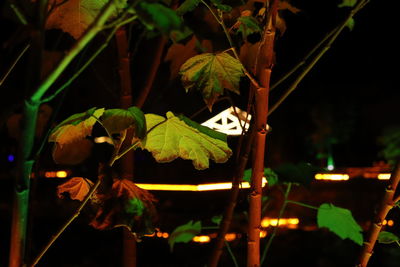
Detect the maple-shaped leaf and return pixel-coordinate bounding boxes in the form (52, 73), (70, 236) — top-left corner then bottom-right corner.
(100, 106), (146, 140)
(136, 2), (182, 35)
(378, 231), (400, 244)
(141, 112), (232, 170)
(90, 179), (157, 236)
(180, 52), (244, 109)
(49, 107), (104, 165)
(168, 220), (201, 251)
(46, 0), (127, 39)
(57, 177), (94, 201)
(317, 203), (363, 245)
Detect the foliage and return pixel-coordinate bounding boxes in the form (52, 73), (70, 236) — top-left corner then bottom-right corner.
(377, 231), (400, 244)
(273, 162), (321, 186)
(243, 167), (278, 187)
(317, 203), (363, 245)
(378, 126), (400, 165)
(168, 220), (202, 251)
(179, 52), (244, 110)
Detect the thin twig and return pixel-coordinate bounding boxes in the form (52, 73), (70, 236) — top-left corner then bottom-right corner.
(268, 0), (368, 116)
(0, 43), (31, 87)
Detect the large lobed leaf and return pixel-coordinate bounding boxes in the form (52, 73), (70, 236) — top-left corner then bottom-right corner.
(57, 177), (94, 201)
(141, 112), (232, 170)
(317, 203), (363, 245)
(180, 52), (244, 110)
(46, 0), (127, 39)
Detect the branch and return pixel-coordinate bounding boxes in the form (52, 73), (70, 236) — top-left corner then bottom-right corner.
(268, 0), (369, 116)
(0, 43), (31, 87)
(358, 160), (400, 267)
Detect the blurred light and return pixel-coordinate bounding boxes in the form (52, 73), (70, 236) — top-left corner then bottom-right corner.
(94, 136), (113, 145)
(315, 173), (349, 181)
(224, 233), (236, 242)
(383, 219), (387, 225)
(378, 173), (391, 180)
(7, 154), (15, 162)
(327, 164), (334, 171)
(193, 235), (211, 243)
(156, 232), (163, 238)
(56, 170), (68, 178)
(261, 217), (300, 228)
(388, 220), (394, 226)
(260, 231), (267, 238)
(136, 177), (267, 192)
(162, 232), (169, 238)
(44, 170), (70, 178)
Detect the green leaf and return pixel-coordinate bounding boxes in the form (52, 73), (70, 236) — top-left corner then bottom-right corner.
(176, 0), (201, 16)
(100, 106), (146, 139)
(210, 0), (232, 12)
(317, 203), (363, 245)
(45, 0), (127, 39)
(338, 0), (357, 8)
(378, 231), (400, 244)
(211, 215), (222, 225)
(141, 112), (232, 170)
(243, 168), (278, 186)
(136, 2), (182, 34)
(237, 16), (261, 40)
(180, 52), (244, 109)
(378, 126), (400, 164)
(273, 162), (321, 186)
(346, 18), (355, 31)
(169, 220), (201, 251)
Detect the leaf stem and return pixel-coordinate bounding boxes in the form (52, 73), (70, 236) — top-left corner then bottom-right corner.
(286, 200), (319, 210)
(225, 241), (239, 267)
(0, 43), (31, 87)
(260, 183), (292, 265)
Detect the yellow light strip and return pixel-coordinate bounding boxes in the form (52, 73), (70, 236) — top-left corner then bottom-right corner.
(136, 177), (268, 192)
(378, 173), (391, 180)
(314, 173), (349, 181)
(261, 217), (300, 228)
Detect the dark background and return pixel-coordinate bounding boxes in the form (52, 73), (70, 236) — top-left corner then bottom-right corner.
(1, 0), (399, 266)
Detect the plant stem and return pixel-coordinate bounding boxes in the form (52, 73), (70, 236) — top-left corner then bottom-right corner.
(225, 241), (239, 267)
(358, 160), (400, 267)
(260, 183), (292, 265)
(268, 0), (368, 116)
(286, 200), (319, 210)
(0, 43), (31, 87)
(30, 178), (102, 267)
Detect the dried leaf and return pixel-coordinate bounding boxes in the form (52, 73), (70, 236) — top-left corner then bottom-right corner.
(46, 0), (126, 39)
(141, 112), (232, 170)
(90, 179), (157, 236)
(57, 177), (94, 201)
(180, 52), (243, 109)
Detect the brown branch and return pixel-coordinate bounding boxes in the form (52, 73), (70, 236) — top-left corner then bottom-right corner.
(208, 125), (255, 267)
(358, 160), (400, 267)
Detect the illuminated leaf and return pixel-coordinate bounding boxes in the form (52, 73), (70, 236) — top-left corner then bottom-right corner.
(346, 17), (355, 31)
(100, 106), (146, 139)
(57, 177), (94, 201)
(45, 0), (127, 39)
(49, 107), (104, 147)
(136, 2), (182, 34)
(176, 0), (201, 16)
(90, 179), (157, 236)
(141, 112), (232, 170)
(211, 215), (222, 225)
(49, 107), (104, 164)
(317, 203), (363, 245)
(378, 231), (400, 244)
(169, 220), (201, 251)
(180, 52), (243, 109)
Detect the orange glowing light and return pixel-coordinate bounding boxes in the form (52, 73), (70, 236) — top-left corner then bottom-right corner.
(377, 173), (391, 180)
(224, 233), (236, 242)
(260, 231), (267, 238)
(261, 217), (300, 228)
(193, 235), (211, 243)
(388, 220), (394, 226)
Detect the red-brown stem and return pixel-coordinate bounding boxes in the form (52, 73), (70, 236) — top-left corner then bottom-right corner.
(247, 1), (277, 266)
(115, 27), (137, 267)
(358, 160), (400, 267)
(133, 37), (167, 108)
(208, 126), (255, 267)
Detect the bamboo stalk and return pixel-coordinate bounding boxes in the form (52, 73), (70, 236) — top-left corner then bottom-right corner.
(358, 160), (400, 267)
(9, 2), (119, 266)
(247, 1), (278, 266)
